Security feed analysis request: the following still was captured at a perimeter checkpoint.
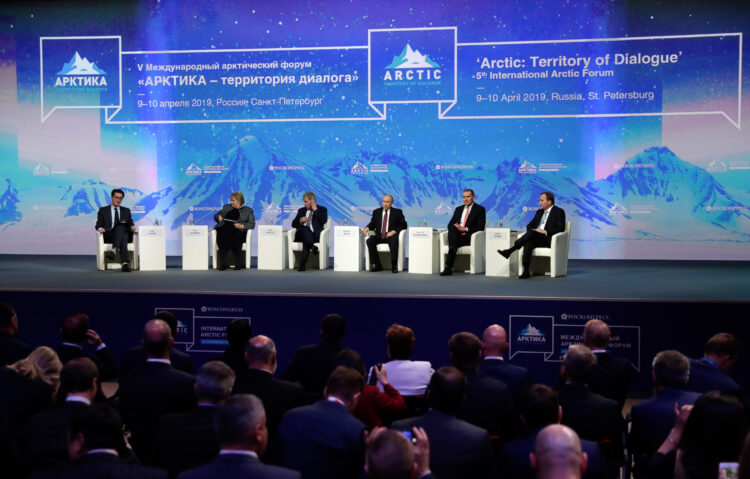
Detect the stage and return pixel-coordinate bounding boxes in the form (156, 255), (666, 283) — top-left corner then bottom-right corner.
(1, 255), (748, 395)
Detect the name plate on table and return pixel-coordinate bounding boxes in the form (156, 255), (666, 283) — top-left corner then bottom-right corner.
(489, 229), (508, 241)
(410, 229), (433, 239)
(184, 227), (206, 236)
(142, 228), (163, 237)
(335, 227), (359, 237)
(260, 226), (281, 237)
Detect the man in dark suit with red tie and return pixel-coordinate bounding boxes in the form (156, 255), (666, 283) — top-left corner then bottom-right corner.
(498, 191), (566, 279)
(362, 194), (408, 273)
(95, 188), (136, 272)
(440, 189), (486, 276)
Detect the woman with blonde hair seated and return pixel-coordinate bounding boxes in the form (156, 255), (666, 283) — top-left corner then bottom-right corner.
(7, 346), (62, 396)
(214, 191), (255, 270)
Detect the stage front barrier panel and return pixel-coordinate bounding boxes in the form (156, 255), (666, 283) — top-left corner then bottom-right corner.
(333, 226), (363, 272)
(486, 228), (520, 278)
(257, 225), (288, 270)
(408, 227), (440, 274)
(137, 225), (166, 271)
(181, 225), (209, 271)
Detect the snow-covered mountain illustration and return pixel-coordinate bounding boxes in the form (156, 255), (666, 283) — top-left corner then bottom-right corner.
(386, 44), (440, 69)
(60, 180), (142, 217)
(520, 324), (544, 336)
(0, 179), (21, 226)
(56, 52), (106, 76)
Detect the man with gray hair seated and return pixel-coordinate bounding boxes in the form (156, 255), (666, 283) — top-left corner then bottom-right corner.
(530, 424), (587, 479)
(178, 394), (300, 479)
(291, 191), (328, 271)
(628, 350), (701, 472)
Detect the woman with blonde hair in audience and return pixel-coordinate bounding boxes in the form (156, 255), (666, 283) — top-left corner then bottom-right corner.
(7, 346), (63, 396)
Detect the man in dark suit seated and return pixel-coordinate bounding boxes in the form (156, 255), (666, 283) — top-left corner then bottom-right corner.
(178, 394), (300, 479)
(557, 345), (624, 463)
(440, 189), (486, 276)
(449, 331), (516, 442)
(120, 311), (194, 376)
(154, 361), (235, 478)
(118, 319), (196, 465)
(362, 194), (408, 273)
(56, 312), (117, 383)
(232, 335), (306, 442)
(531, 425), (588, 479)
(24, 357), (98, 475)
(629, 350), (701, 475)
(0, 302), (32, 367)
(365, 427), (434, 479)
(498, 191), (566, 279)
(276, 366), (366, 479)
(685, 332), (741, 394)
(583, 319), (634, 410)
(291, 191), (328, 271)
(212, 318), (252, 377)
(96, 188), (136, 272)
(50, 404), (166, 479)
(479, 324), (531, 398)
(282, 313), (346, 399)
(392, 366), (497, 479)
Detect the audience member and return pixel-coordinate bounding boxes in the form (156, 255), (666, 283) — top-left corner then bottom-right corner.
(56, 312), (117, 382)
(212, 318), (252, 376)
(276, 365), (366, 479)
(478, 324), (531, 397)
(582, 319), (633, 410)
(282, 313), (347, 398)
(369, 323), (433, 397)
(365, 427), (433, 479)
(178, 394), (300, 479)
(0, 302), (32, 366)
(154, 361), (235, 478)
(232, 335), (307, 442)
(392, 366), (497, 479)
(118, 319), (196, 465)
(530, 424), (587, 479)
(739, 430), (750, 479)
(449, 331), (516, 441)
(685, 332), (742, 394)
(121, 310), (195, 376)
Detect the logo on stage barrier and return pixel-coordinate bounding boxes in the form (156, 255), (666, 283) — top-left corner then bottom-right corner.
(54, 52), (107, 87)
(384, 44), (441, 81)
(510, 315), (554, 359)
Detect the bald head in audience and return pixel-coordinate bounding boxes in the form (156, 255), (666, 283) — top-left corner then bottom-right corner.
(531, 424), (587, 479)
(247, 335), (278, 373)
(481, 324), (508, 357)
(142, 319), (173, 359)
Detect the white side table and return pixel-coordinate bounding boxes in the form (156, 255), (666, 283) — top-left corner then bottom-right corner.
(333, 226), (363, 272)
(408, 227), (440, 274)
(182, 225), (209, 270)
(486, 228), (519, 277)
(138, 225), (166, 271)
(257, 225), (288, 270)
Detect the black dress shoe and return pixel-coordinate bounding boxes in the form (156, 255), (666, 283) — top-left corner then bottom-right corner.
(519, 271), (531, 279)
(440, 268), (453, 276)
(311, 245), (319, 255)
(121, 263), (131, 272)
(370, 265), (384, 272)
(297, 264), (306, 272)
(498, 249), (511, 259)
(105, 249), (116, 260)
(217, 264), (228, 271)
(391, 266), (398, 273)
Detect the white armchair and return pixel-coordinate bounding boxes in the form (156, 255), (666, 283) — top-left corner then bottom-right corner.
(364, 229), (407, 272)
(439, 230), (486, 274)
(519, 221), (571, 278)
(286, 219), (331, 270)
(211, 228), (253, 269)
(96, 231), (139, 271)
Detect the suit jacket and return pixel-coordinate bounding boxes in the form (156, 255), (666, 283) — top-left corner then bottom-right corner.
(46, 452), (167, 479)
(57, 343), (118, 382)
(232, 369), (307, 441)
(178, 453), (300, 479)
(0, 367), (54, 433)
(23, 400), (89, 473)
(588, 351), (634, 410)
(281, 340), (342, 398)
(478, 358), (532, 398)
(118, 362), (196, 465)
(96, 204), (135, 232)
(0, 332), (32, 367)
(211, 346), (249, 377)
(276, 399), (366, 479)
(213, 204), (255, 230)
(558, 382), (623, 459)
(120, 346), (195, 377)
(685, 357), (741, 394)
(526, 205), (566, 237)
(447, 202), (486, 234)
(457, 369), (517, 442)
(291, 205), (328, 239)
(393, 410), (496, 479)
(154, 405), (220, 478)
(366, 207), (407, 238)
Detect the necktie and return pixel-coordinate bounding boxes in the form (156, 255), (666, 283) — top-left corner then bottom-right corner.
(381, 210), (388, 239)
(460, 205), (471, 235)
(540, 209), (549, 228)
(307, 210), (313, 232)
(114, 207), (120, 228)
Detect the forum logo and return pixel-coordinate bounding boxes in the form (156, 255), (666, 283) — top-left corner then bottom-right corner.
(54, 52), (108, 88)
(518, 160), (537, 174)
(517, 323), (547, 343)
(350, 161), (369, 175)
(383, 44), (442, 82)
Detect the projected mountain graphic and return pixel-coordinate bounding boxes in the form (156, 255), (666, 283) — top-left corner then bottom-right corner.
(0, 179), (22, 226)
(386, 44), (440, 69)
(56, 52), (106, 75)
(60, 180), (142, 217)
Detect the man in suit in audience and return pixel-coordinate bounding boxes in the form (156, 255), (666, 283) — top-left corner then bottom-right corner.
(0, 302), (31, 366)
(365, 427), (434, 479)
(393, 366), (497, 479)
(118, 319), (196, 465)
(498, 191), (566, 279)
(95, 188), (136, 272)
(505, 384), (608, 479)
(362, 194), (408, 273)
(154, 361), (235, 478)
(479, 324), (531, 397)
(120, 311), (194, 376)
(56, 312), (117, 382)
(628, 350), (701, 474)
(440, 189), (486, 276)
(685, 332), (741, 394)
(282, 313), (346, 399)
(212, 318), (252, 377)
(24, 358), (98, 474)
(449, 331), (517, 441)
(232, 335), (307, 442)
(276, 366), (366, 479)
(557, 345), (623, 463)
(178, 394), (300, 479)
(291, 191), (328, 271)
(530, 425), (587, 479)
(52, 404), (166, 479)
(583, 319), (634, 410)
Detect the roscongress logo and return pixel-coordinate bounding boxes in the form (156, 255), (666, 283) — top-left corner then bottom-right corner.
(54, 52), (108, 88)
(383, 44), (442, 82)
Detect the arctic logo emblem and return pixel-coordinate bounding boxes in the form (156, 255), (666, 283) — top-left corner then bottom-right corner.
(386, 44), (440, 69)
(54, 52), (108, 87)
